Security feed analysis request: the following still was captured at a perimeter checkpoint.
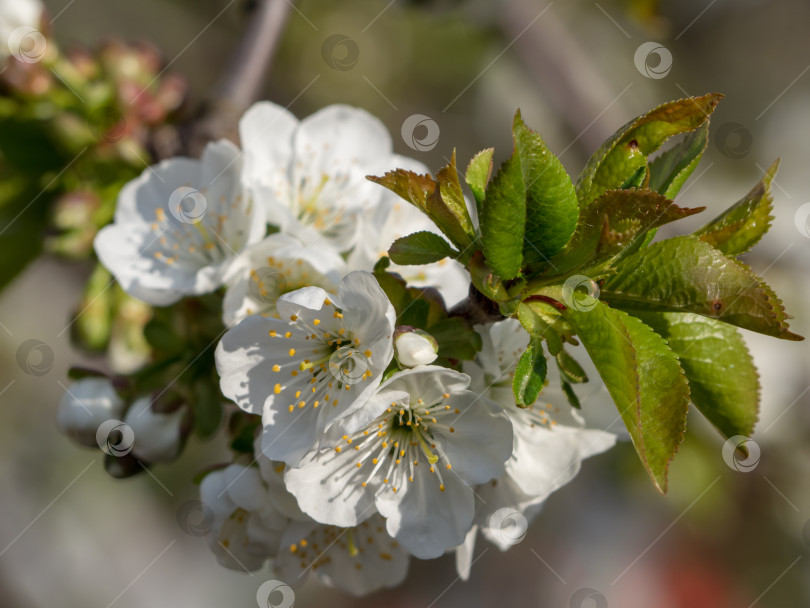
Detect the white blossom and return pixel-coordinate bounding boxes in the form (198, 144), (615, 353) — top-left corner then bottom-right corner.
(275, 513), (409, 596)
(240, 102), (414, 254)
(222, 232), (345, 326)
(216, 271), (396, 465)
(283, 366), (513, 559)
(199, 464), (288, 572)
(453, 319), (616, 572)
(95, 140), (265, 306)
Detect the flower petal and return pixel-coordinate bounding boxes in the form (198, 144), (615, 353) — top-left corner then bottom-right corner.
(376, 461), (474, 559)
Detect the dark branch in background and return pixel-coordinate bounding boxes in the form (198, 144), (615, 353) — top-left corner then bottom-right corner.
(185, 0), (293, 157)
(500, 0), (627, 157)
(449, 284), (505, 326)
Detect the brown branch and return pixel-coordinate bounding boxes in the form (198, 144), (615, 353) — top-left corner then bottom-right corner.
(499, 0), (628, 157)
(185, 0), (293, 156)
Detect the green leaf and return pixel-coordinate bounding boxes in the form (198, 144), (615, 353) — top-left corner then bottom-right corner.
(434, 150), (477, 249)
(465, 148), (494, 212)
(193, 379), (223, 439)
(229, 415), (261, 454)
(513, 338), (547, 407)
(601, 236), (803, 340)
(548, 188), (704, 276)
(0, 174), (54, 292)
(369, 154), (476, 251)
(620, 165), (649, 190)
(429, 317), (482, 361)
(468, 254), (510, 306)
(561, 381), (582, 409)
(513, 110), (580, 266)
(693, 160), (777, 255)
(388, 230), (457, 265)
(563, 302), (689, 492)
(648, 122), (709, 199)
(480, 153), (525, 279)
(516, 300), (563, 355)
(367, 169), (436, 214)
(556, 349), (588, 383)
(372, 257), (412, 314)
(576, 93), (722, 207)
(397, 297), (430, 328)
(634, 312), (759, 439)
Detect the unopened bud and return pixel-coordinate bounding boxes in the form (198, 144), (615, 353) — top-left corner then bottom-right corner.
(394, 327), (439, 367)
(123, 396), (187, 463)
(57, 377), (124, 447)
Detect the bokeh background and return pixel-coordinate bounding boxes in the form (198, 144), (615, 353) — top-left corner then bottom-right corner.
(2, 0), (810, 606)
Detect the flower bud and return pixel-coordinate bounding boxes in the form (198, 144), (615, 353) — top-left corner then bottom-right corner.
(123, 396), (187, 463)
(57, 377), (124, 447)
(394, 327), (439, 367)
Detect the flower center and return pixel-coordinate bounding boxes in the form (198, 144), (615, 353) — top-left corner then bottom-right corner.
(335, 393), (461, 494)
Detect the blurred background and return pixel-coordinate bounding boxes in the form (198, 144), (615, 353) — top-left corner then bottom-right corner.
(1, 0), (809, 606)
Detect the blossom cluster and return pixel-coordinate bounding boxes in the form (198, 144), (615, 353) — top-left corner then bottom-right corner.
(56, 102), (615, 595)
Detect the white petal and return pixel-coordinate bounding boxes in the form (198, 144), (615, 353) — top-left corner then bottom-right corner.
(432, 391), (513, 486)
(283, 440), (377, 527)
(238, 101), (298, 190)
(376, 462), (474, 559)
(378, 365), (470, 409)
(317, 516), (409, 595)
(475, 477), (544, 551)
(222, 233), (344, 325)
(223, 464), (269, 512)
(94, 140), (257, 305)
(200, 468), (239, 521)
(507, 417), (615, 499)
(454, 525), (478, 581)
(294, 105), (392, 187)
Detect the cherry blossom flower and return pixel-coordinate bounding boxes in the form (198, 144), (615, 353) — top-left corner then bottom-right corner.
(453, 319), (616, 577)
(199, 463), (288, 572)
(216, 271), (396, 465)
(463, 319), (616, 509)
(222, 232), (344, 326)
(239, 102), (416, 254)
(95, 140), (265, 306)
(275, 513), (409, 596)
(283, 366), (513, 559)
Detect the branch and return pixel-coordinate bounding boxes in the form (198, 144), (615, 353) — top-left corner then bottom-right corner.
(185, 0), (293, 156)
(448, 284), (505, 326)
(499, 0), (627, 157)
